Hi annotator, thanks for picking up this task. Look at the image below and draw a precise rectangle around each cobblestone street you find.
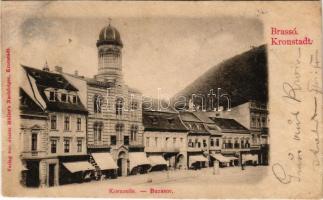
[19,166,269,198]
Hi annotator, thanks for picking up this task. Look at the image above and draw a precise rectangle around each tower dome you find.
[97,24,123,47]
[96,23,123,83]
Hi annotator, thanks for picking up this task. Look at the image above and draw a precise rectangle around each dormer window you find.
[49,91,55,101]
[72,95,77,104]
[61,93,67,102]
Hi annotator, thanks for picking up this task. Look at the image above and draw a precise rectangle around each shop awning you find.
[211,153,231,163]
[243,154,258,162]
[129,152,151,171]
[189,155,209,165]
[225,156,239,161]
[148,155,168,166]
[92,153,118,170]
[63,161,95,173]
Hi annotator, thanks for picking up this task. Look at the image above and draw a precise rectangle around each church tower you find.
[95,23,123,83]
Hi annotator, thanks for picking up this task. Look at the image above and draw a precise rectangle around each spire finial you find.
[43,60,49,71]
[108,17,112,26]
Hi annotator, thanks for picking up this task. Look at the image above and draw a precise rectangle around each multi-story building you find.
[179,112,210,169]
[143,110,188,171]
[20,65,89,187]
[64,23,147,177]
[191,112,222,166]
[208,117,252,166]
[220,101,269,165]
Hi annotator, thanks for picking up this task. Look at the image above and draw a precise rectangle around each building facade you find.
[64,23,146,178]
[143,111,188,171]
[220,101,269,165]
[20,65,88,187]
[179,112,210,169]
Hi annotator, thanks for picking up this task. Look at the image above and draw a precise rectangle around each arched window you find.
[115,123,124,142]
[116,98,123,115]
[94,95,103,113]
[93,122,103,143]
[130,125,138,141]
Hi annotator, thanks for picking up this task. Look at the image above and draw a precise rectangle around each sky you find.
[4,2,264,98]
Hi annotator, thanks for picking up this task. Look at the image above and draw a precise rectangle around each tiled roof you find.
[20,88,47,116]
[209,117,249,134]
[37,85,87,114]
[192,111,216,124]
[143,111,188,132]
[22,65,87,114]
[22,65,78,91]
[142,98,177,113]
[179,111,201,122]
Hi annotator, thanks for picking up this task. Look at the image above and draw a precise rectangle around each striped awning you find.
[92,153,118,170]
[189,155,208,166]
[63,161,95,173]
[211,153,231,163]
[148,155,168,166]
[243,154,258,162]
[129,152,151,171]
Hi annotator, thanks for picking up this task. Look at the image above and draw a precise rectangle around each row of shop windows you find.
[50,115,82,131]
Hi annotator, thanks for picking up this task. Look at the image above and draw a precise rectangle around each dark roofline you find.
[21,65,79,91]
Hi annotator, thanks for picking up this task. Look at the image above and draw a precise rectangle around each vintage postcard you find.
[1,1,322,198]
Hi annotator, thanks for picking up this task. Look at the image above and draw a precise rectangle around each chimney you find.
[74,70,78,76]
[55,66,63,73]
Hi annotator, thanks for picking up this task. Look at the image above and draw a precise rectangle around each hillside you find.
[173,44,268,109]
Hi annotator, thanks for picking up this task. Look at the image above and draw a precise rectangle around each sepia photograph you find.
[1,1,322,198]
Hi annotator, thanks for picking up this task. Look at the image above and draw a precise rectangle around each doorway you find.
[26,161,40,187]
[117,151,127,176]
[48,164,56,187]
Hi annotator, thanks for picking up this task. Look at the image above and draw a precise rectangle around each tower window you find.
[116,98,123,115]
